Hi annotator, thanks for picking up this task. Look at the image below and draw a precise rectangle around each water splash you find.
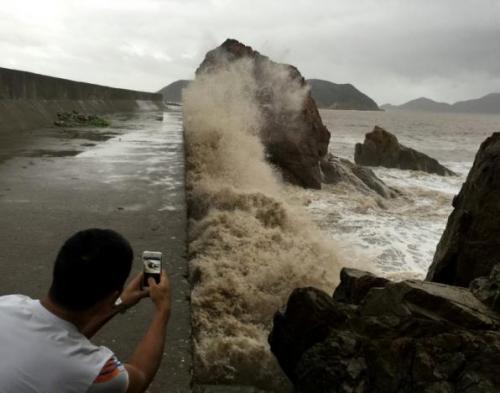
[183,59,349,390]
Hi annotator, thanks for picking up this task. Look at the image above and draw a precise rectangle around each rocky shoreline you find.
[269,267,500,392]
[270,131,500,392]
[427,133,500,286]
[184,38,500,391]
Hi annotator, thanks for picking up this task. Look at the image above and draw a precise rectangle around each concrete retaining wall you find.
[0,67,164,132]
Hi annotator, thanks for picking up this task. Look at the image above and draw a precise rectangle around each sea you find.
[305,109,500,277]
[181,72,500,390]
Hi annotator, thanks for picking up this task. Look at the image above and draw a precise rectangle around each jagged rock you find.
[269,287,350,383]
[332,268,390,305]
[354,126,455,176]
[360,279,500,329]
[195,39,330,189]
[269,270,500,393]
[470,264,500,312]
[321,154,399,198]
[427,133,500,287]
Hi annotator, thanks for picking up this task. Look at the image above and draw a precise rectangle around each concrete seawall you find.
[0,67,164,132]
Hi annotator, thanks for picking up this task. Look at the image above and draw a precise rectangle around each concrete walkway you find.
[0,109,191,392]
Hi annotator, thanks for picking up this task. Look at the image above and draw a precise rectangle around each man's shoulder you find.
[0,294,33,304]
[0,294,35,316]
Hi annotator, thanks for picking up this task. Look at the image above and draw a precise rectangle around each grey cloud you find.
[0,0,499,103]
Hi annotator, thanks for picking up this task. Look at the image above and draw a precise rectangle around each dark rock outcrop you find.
[321,154,399,198]
[307,79,380,111]
[427,133,500,286]
[269,268,500,393]
[470,264,500,313]
[355,126,455,176]
[195,39,330,189]
[332,268,390,304]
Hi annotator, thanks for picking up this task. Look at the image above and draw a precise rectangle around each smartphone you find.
[142,251,162,287]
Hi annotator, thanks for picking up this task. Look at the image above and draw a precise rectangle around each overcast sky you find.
[1,0,499,104]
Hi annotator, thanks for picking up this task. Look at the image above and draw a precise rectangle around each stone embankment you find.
[0,67,163,132]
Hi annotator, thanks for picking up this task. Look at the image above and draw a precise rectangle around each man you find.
[0,228,171,393]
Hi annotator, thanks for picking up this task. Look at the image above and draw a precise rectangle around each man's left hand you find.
[118,273,149,310]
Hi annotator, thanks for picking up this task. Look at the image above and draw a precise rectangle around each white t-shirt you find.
[0,295,115,393]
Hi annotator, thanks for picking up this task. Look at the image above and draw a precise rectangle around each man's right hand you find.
[125,270,171,393]
[148,271,171,316]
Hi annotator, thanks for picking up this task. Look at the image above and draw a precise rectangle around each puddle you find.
[25,149,81,157]
[52,129,121,142]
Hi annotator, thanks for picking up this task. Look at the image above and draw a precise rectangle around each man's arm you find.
[82,273,149,339]
[125,272,171,393]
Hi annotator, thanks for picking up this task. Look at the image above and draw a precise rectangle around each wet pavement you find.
[0,109,191,392]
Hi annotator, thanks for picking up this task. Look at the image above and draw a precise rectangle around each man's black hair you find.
[49,228,133,311]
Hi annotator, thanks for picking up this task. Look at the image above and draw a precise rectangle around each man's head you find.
[49,228,133,311]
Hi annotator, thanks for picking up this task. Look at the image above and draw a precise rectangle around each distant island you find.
[158,78,380,111]
[382,93,500,114]
[157,79,191,103]
[306,79,379,111]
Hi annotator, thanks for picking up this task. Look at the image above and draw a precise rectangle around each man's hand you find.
[148,271,171,316]
[82,273,149,338]
[125,271,171,393]
[119,272,149,310]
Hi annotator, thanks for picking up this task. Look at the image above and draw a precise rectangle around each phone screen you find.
[142,251,162,287]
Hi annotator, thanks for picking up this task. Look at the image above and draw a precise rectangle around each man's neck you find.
[40,296,90,332]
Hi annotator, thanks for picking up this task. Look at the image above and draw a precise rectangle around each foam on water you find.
[301,178,457,276]
[305,109,500,277]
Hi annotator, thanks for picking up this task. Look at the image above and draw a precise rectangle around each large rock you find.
[321,154,399,198]
[427,133,500,286]
[269,269,500,393]
[195,39,330,189]
[332,268,390,304]
[470,264,500,313]
[354,126,455,176]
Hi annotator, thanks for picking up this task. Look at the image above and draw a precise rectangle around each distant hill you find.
[386,97,452,112]
[452,93,500,114]
[157,79,191,103]
[307,79,380,111]
[383,93,500,114]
